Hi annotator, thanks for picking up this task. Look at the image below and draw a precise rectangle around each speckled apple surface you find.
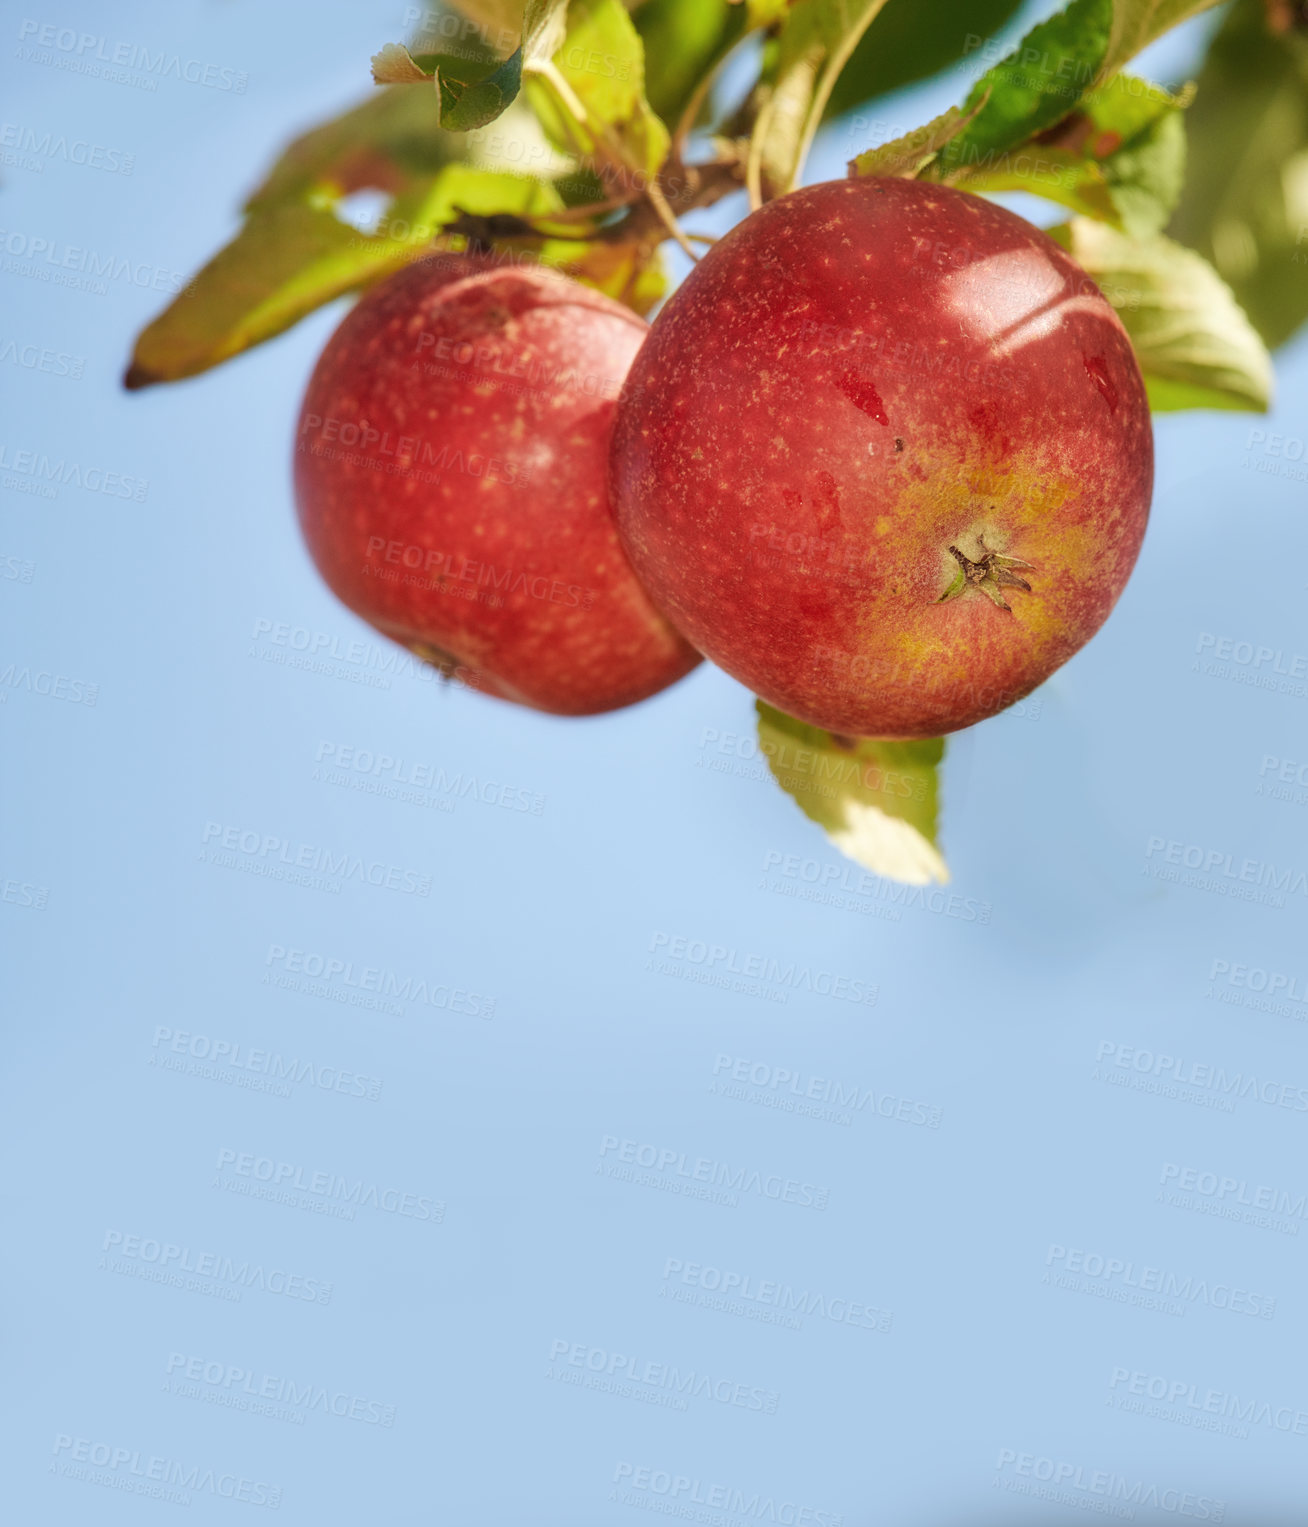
[294,257,700,716]
[610,177,1153,738]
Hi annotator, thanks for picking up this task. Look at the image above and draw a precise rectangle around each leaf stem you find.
[786,1,890,194]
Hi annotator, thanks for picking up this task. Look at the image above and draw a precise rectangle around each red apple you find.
[610,177,1153,738]
[294,255,700,715]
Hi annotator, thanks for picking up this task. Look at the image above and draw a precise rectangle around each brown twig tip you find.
[122,362,155,392]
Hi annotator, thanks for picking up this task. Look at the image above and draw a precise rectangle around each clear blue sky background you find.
[4,3,1308,1523]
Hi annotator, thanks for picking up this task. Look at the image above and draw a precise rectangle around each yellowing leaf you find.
[445,0,528,37]
[1050,217,1273,411]
[522,0,569,63]
[563,238,668,313]
[756,702,948,886]
[244,87,463,212]
[125,167,562,388]
[526,0,670,183]
[371,42,430,84]
[848,101,981,179]
[828,801,950,887]
[1168,0,1308,349]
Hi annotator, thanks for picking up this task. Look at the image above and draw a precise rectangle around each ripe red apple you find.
[294,255,700,715]
[610,177,1153,738]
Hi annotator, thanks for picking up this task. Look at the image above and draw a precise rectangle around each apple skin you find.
[294,255,700,716]
[610,177,1153,738]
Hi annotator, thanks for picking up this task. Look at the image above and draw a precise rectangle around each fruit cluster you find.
[295,176,1153,740]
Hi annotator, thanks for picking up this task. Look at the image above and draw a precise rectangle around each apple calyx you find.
[938,539,1034,612]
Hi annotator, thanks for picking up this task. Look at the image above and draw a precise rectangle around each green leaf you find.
[1048,218,1273,411]
[741,0,794,23]
[630,0,792,141]
[934,0,1113,174]
[631,0,738,128]
[244,86,465,213]
[371,40,525,131]
[525,0,670,182]
[748,0,892,199]
[124,165,562,388]
[426,48,524,132]
[1099,0,1224,81]
[756,702,948,886]
[369,2,571,134]
[942,74,1190,238]
[125,0,671,387]
[1095,77,1189,235]
[848,101,980,179]
[1169,0,1308,350]
[825,0,1024,121]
